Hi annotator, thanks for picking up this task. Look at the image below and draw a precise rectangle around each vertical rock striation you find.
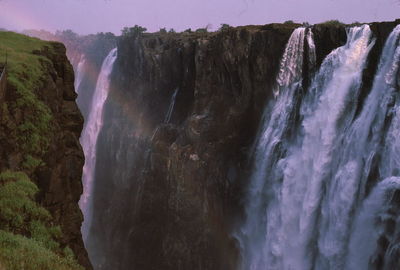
[87,23,347,270]
[86,20,400,270]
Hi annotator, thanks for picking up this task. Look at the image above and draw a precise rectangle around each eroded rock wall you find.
[87,20,400,270]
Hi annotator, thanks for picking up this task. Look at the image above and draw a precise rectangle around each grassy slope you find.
[0,32,83,270]
[0,31,53,170]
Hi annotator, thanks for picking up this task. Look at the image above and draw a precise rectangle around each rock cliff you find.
[87,20,399,270]
[0,32,91,269]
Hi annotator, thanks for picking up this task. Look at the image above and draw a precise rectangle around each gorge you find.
[0,18,400,270]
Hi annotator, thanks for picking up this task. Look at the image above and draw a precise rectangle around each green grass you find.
[0,32,55,170]
[0,32,84,269]
[0,231,84,270]
[0,171,83,269]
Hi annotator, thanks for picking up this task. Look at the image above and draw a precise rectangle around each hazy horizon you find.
[1,0,399,35]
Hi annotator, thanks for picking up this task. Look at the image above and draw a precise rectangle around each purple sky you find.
[1,0,399,35]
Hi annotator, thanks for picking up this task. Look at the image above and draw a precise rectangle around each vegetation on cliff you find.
[0,31,53,171]
[0,32,84,270]
[0,171,83,270]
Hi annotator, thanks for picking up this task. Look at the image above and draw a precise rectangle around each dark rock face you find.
[87,23,345,270]
[87,20,400,270]
[0,42,91,269]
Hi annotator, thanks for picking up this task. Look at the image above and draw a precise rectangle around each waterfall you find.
[79,48,118,241]
[237,27,316,270]
[74,55,86,94]
[377,25,400,179]
[295,25,375,270]
[344,24,400,270]
[314,25,399,269]
[238,25,380,270]
[346,177,400,270]
[164,87,179,123]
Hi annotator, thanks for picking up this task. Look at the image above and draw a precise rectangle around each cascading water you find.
[286,26,374,270]
[315,24,399,270]
[237,24,395,270]
[346,177,400,270]
[344,24,400,270]
[79,48,118,241]
[237,27,316,270]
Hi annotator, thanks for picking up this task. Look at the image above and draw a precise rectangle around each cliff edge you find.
[0,32,91,270]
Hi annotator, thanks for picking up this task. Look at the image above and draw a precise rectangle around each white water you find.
[74,55,86,94]
[346,177,400,270]
[237,27,315,270]
[378,25,400,179]
[314,25,400,270]
[238,25,392,270]
[79,48,117,241]
[344,24,400,270]
[164,87,179,123]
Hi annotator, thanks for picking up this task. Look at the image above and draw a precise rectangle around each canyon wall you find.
[86,21,400,270]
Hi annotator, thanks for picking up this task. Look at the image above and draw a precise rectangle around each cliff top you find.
[0,32,85,270]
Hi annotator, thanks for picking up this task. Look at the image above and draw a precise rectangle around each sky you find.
[0,0,399,35]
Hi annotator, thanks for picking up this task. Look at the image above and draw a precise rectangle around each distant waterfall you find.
[74,55,86,94]
[164,87,179,123]
[79,48,117,241]
[238,25,386,270]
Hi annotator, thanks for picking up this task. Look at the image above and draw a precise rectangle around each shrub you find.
[284,20,295,24]
[0,230,84,270]
[195,28,208,33]
[0,171,82,269]
[121,25,147,37]
[219,24,231,31]
[321,20,344,26]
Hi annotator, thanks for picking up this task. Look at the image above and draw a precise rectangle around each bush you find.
[219,24,231,31]
[321,20,344,26]
[121,25,147,37]
[0,171,82,269]
[195,28,208,33]
[0,230,84,270]
[284,20,295,24]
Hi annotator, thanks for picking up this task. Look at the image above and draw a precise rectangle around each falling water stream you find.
[74,56,86,94]
[238,24,400,270]
[79,48,118,241]
[164,87,179,124]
